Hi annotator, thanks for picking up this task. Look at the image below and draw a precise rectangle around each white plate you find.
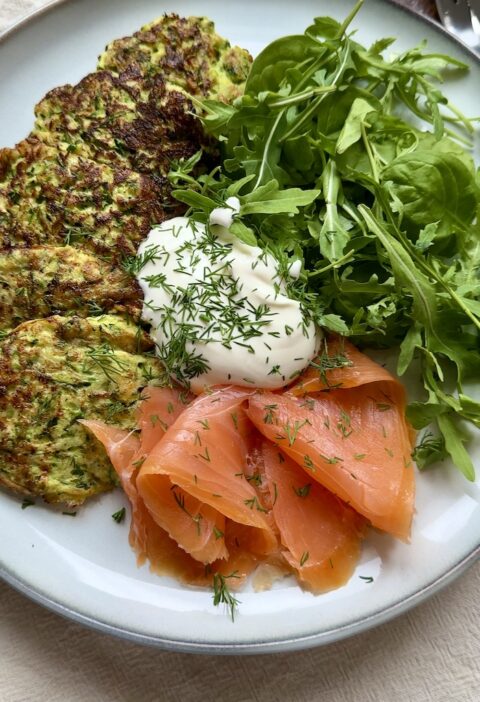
[0,0,479,654]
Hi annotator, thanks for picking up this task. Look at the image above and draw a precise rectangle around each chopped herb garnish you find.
[303,455,315,471]
[244,496,268,513]
[246,472,262,487]
[172,487,203,535]
[337,410,352,439]
[263,403,278,424]
[272,482,278,506]
[198,447,211,462]
[284,419,308,447]
[376,403,392,412]
[294,483,312,498]
[112,507,126,524]
[213,526,224,540]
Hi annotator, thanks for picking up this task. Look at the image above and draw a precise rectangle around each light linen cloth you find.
[0,2,479,701]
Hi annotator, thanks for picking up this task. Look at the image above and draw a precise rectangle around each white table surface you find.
[0,1,479,700]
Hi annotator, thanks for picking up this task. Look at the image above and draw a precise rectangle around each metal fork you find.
[435,0,480,53]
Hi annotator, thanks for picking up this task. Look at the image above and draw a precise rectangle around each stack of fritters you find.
[0,16,250,504]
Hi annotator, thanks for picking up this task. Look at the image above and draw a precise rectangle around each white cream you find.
[136,214,319,392]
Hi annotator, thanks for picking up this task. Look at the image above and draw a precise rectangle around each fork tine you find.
[468,0,480,31]
[436,0,473,29]
[436,0,480,50]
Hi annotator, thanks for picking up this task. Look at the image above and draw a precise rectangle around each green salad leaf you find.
[169,0,480,479]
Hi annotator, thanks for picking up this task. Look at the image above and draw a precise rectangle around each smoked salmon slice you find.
[137,386,193,454]
[248,381,415,540]
[134,387,227,564]
[290,336,394,395]
[261,442,365,592]
[137,386,278,558]
[79,419,207,581]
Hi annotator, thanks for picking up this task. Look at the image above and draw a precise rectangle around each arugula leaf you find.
[336,98,377,154]
[229,220,257,246]
[358,206,439,334]
[437,414,475,481]
[407,402,447,429]
[240,180,319,215]
[316,161,351,261]
[171,190,220,212]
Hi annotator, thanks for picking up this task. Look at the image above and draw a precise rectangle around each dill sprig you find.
[171,486,203,535]
[84,342,129,384]
[212,571,241,621]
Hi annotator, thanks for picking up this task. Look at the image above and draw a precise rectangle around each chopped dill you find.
[213,526,224,540]
[294,483,312,498]
[303,455,315,471]
[244,496,268,513]
[284,419,309,446]
[300,551,309,566]
[263,403,278,424]
[112,507,126,524]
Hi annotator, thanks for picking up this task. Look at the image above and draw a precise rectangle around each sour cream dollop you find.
[136,206,319,392]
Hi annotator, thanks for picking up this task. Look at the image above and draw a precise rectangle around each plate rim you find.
[1,538,478,654]
[0,0,479,655]
[2,0,480,61]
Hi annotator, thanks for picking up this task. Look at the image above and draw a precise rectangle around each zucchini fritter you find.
[0,246,141,331]
[97,15,251,102]
[0,315,163,505]
[0,138,164,256]
[33,71,208,177]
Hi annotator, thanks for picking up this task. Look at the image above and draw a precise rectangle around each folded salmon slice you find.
[261,442,365,592]
[138,386,278,557]
[79,419,207,581]
[291,336,394,395]
[137,386,193,454]
[132,387,228,563]
[248,380,415,540]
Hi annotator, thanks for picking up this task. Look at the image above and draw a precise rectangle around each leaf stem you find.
[335,0,365,38]
[269,84,336,108]
[308,250,355,278]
